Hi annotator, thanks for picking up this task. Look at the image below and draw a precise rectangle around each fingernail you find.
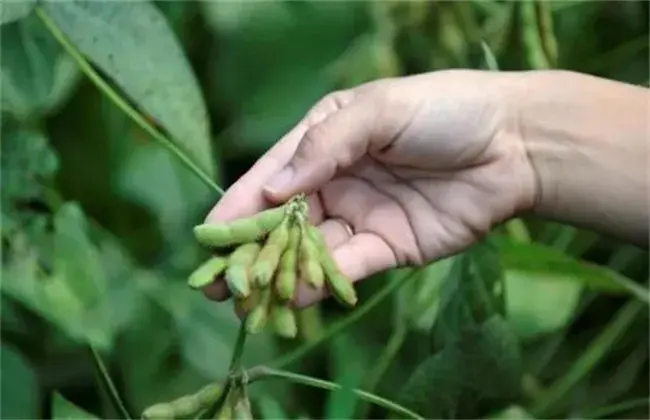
[265,165,295,193]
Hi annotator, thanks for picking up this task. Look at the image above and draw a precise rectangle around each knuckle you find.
[299,123,331,158]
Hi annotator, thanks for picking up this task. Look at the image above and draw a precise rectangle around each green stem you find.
[529,299,644,417]
[89,345,133,420]
[269,269,418,369]
[357,322,408,418]
[35,7,224,196]
[579,397,650,419]
[247,366,424,420]
[202,322,249,419]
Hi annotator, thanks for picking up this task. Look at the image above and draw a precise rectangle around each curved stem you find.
[530,299,644,417]
[35,7,224,196]
[357,322,408,418]
[269,269,418,369]
[89,345,133,420]
[247,366,424,420]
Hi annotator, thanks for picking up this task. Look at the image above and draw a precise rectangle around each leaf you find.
[1,13,80,120]
[431,254,476,348]
[52,392,98,419]
[399,315,524,419]
[480,40,500,70]
[498,241,641,296]
[1,0,36,25]
[503,269,582,340]
[325,334,365,419]
[0,128,58,212]
[41,0,215,177]
[203,0,370,155]
[0,343,39,419]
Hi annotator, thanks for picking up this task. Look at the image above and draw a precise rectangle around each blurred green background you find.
[1,1,648,419]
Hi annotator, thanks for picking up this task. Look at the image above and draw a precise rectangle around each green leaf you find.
[1,0,36,25]
[1,13,80,120]
[504,269,582,340]
[41,0,215,177]
[0,128,58,212]
[0,344,39,419]
[52,392,98,419]
[203,0,370,155]
[430,255,475,349]
[399,315,523,418]
[325,334,366,419]
[480,39,500,70]
[498,241,643,296]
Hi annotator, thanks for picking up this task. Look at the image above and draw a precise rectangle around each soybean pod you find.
[193,205,287,248]
[246,287,272,334]
[187,255,228,289]
[307,226,358,307]
[142,403,175,419]
[298,223,324,289]
[271,302,298,339]
[234,288,261,316]
[251,217,291,287]
[224,243,260,298]
[275,224,301,302]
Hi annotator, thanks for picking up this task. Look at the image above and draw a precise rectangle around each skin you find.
[202,69,649,308]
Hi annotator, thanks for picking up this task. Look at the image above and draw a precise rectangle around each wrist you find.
[505,70,649,245]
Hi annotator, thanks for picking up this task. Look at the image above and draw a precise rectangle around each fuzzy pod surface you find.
[225,243,261,298]
[298,224,324,289]
[187,255,228,289]
[307,226,358,307]
[193,206,286,248]
[251,217,291,287]
[275,224,301,302]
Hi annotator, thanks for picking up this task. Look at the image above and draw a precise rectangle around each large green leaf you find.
[504,269,582,340]
[0,128,58,215]
[498,241,643,296]
[41,0,215,177]
[1,0,36,25]
[0,13,80,120]
[399,315,523,418]
[52,392,98,419]
[0,344,39,419]
[203,0,370,155]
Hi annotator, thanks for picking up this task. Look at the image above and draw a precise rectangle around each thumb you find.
[263,99,378,201]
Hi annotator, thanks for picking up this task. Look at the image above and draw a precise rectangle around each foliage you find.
[1,1,648,419]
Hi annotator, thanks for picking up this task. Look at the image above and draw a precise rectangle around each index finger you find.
[204,89,357,224]
[205,123,306,223]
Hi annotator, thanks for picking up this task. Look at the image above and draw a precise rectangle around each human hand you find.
[201,69,538,308]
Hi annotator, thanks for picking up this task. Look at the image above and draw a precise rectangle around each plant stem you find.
[530,299,644,417]
[201,322,249,419]
[357,322,408,418]
[89,345,133,420]
[35,7,224,196]
[229,322,249,373]
[579,397,650,419]
[269,269,418,369]
[247,366,424,420]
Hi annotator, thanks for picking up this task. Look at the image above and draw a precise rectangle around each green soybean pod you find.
[271,303,298,339]
[307,226,358,307]
[225,243,261,298]
[246,288,272,334]
[298,223,324,289]
[142,403,175,419]
[169,395,202,418]
[275,225,300,302]
[193,205,287,248]
[187,255,228,289]
[251,218,290,288]
[194,382,222,407]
